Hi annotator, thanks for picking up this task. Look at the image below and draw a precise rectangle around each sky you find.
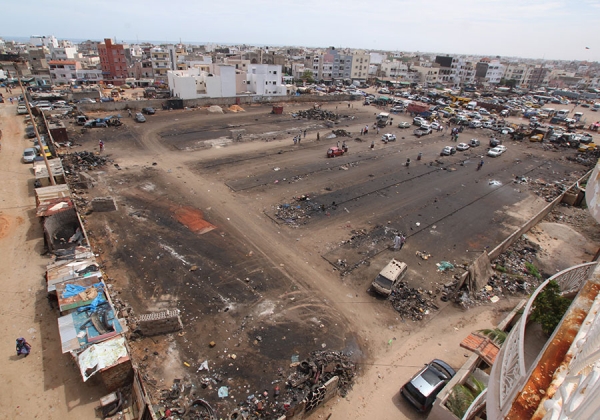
[3,0,600,62]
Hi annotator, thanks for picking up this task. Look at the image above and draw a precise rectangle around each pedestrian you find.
[303,130,306,138]
[477,159,484,170]
[361,128,364,135]
[400,235,406,249]
[9,97,13,104]
[317,132,320,141]
[406,158,411,167]
[98,140,104,152]
[293,136,297,145]
[342,140,346,150]
[370,140,375,150]
[16,337,31,357]
[377,127,380,134]
[393,234,401,250]
[337,140,340,148]
[128,109,132,118]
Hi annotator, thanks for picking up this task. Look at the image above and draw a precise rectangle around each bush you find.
[525,262,541,279]
[530,280,571,335]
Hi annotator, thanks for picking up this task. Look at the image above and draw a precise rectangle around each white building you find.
[245,64,286,96]
[76,69,104,82]
[168,65,235,99]
[380,61,409,79]
[485,60,505,84]
[48,60,80,84]
[30,35,58,48]
[350,51,370,80]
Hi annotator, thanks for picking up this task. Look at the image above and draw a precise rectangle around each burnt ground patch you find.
[84,167,352,413]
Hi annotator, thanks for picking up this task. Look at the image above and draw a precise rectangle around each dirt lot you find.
[2,93,600,419]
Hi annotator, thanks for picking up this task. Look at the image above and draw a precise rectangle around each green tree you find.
[301,70,315,83]
[530,280,571,335]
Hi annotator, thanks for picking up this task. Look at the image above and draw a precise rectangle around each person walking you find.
[303,130,306,138]
[337,140,340,148]
[406,158,411,167]
[361,128,364,136]
[399,235,406,249]
[317,132,320,141]
[16,337,31,357]
[477,159,484,171]
[370,140,375,150]
[98,140,104,152]
[393,234,401,250]
[128,109,132,118]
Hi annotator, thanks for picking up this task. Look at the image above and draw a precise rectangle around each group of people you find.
[293,130,307,145]
[450,126,463,142]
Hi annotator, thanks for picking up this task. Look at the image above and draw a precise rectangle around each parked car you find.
[530,134,544,142]
[496,145,507,153]
[25,125,36,138]
[430,122,441,131]
[381,133,397,142]
[487,147,504,157]
[440,146,456,156]
[326,147,345,158]
[398,121,410,129]
[390,106,403,113]
[456,142,470,151]
[401,359,456,412]
[78,98,97,104]
[489,138,502,147]
[370,259,408,296]
[469,139,480,147]
[142,107,156,115]
[469,120,482,129]
[413,117,426,126]
[84,119,108,128]
[22,147,37,163]
[135,113,146,123]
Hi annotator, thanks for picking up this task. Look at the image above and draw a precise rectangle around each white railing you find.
[485,262,597,419]
[462,388,487,420]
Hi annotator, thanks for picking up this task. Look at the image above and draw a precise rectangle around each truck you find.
[376,112,390,127]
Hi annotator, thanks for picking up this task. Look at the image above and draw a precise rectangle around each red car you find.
[327,147,345,158]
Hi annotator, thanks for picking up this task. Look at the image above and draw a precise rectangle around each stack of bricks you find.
[135,309,183,336]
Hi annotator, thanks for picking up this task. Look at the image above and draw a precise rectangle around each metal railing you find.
[486,262,597,418]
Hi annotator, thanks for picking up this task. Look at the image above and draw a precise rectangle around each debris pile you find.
[275,196,323,226]
[62,151,111,172]
[529,178,568,202]
[389,281,439,321]
[331,129,352,137]
[293,108,339,120]
[228,104,245,112]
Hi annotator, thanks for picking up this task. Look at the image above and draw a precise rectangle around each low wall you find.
[135,309,183,336]
[77,94,355,113]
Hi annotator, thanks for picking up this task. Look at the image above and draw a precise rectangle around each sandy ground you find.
[1,89,599,420]
[0,97,104,419]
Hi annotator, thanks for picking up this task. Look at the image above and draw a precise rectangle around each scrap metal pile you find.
[513,176,568,202]
[154,351,355,420]
[62,151,112,172]
[293,108,339,120]
[331,129,352,137]
[389,281,439,321]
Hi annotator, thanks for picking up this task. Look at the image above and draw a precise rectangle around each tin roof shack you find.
[33,158,66,187]
[35,184,71,206]
[47,120,69,145]
[77,336,133,391]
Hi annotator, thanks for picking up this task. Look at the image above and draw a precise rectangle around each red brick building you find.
[98,38,128,84]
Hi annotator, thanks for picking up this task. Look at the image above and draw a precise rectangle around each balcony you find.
[484,262,599,419]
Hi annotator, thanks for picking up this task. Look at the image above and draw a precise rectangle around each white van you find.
[556,109,570,118]
[593,103,600,112]
[371,259,408,296]
[17,104,28,115]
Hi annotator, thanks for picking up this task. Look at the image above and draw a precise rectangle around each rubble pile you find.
[331,129,352,137]
[293,108,339,120]
[566,152,600,168]
[389,281,439,321]
[527,178,568,202]
[62,151,112,172]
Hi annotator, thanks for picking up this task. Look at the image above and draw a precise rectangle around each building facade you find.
[98,38,128,84]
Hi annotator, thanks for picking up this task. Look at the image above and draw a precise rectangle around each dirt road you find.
[0,99,102,419]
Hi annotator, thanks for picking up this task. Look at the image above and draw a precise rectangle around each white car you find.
[430,122,441,130]
[398,121,410,128]
[413,117,426,126]
[382,133,397,142]
[456,142,470,151]
[469,120,482,128]
[495,145,507,153]
[487,147,503,157]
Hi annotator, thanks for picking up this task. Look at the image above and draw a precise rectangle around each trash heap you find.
[389,281,439,321]
[528,178,568,202]
[274,196,323,227]
[62,151,111,172]
[293,108,339,120]
[331,129,352,137]
[155,351,355,419]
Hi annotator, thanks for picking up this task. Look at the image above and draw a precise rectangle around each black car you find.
[490,138,502,147]
[142,107,156,115]
[401,359,456,412]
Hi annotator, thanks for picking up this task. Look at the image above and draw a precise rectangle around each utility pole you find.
[15,64,56,186]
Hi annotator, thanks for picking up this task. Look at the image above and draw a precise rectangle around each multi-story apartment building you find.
[150,47,170,84]
[380,60,409,79]
[504,62,532,87]
[245,64,286,96]
[411,63,440,85]
[350,51,370,81]
[98,38,128,84]
[326,47,352,81]
[435,56,455,85]
[475,59,505,85]
[453,58,476,86]
[48,60,81,84]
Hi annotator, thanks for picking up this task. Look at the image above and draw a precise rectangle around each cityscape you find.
[1,19,600,420]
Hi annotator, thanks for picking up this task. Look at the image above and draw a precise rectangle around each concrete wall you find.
[100,356,134,392]
[76,94,356,113]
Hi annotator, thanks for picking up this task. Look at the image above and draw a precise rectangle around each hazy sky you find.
[3,0,600,61]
